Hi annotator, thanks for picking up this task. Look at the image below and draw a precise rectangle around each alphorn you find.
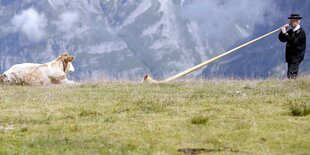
[143,27,281,83]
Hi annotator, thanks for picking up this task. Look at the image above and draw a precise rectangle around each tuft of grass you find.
[290,105,310,117]
[191,116,209,125]
[78,110,102,117]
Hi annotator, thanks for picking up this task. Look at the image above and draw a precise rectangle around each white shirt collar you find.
[293,25,301,32]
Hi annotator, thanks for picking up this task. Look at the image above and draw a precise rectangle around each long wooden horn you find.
[143,27,281,83]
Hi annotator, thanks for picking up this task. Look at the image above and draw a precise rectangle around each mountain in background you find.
[203,0,310,79]
[0,0,308,81]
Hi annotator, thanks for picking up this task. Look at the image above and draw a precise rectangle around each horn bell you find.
[143,74,159,83]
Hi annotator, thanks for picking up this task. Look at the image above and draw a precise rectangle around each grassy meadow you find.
[0,78,310,154]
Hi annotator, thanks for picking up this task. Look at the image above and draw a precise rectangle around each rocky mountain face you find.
[0,0,308,81]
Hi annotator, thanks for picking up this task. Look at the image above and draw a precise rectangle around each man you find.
[279,14,306,79]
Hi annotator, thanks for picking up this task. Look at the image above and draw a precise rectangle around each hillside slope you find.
[0,78,309,154]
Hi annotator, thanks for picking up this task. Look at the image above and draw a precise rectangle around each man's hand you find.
[280,24,289,34]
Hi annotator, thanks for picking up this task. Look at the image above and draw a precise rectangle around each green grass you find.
[289,102,310,117]
[0,78,310,154]
[191,116,209,125]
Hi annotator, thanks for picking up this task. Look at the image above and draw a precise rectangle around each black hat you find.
[288,14,302,19]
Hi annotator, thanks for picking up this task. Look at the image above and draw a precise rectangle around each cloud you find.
[182,0,279,42]
[11,8,47,42]
[55,12,80,32]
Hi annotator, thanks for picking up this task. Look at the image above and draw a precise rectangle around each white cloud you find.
[11,8,47,42]
[182,0,279,41]
[55,12,79,32]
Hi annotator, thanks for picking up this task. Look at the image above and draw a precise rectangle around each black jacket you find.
[278,27,306,63]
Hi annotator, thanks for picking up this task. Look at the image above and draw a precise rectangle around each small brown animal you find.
[0,52,75,86]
